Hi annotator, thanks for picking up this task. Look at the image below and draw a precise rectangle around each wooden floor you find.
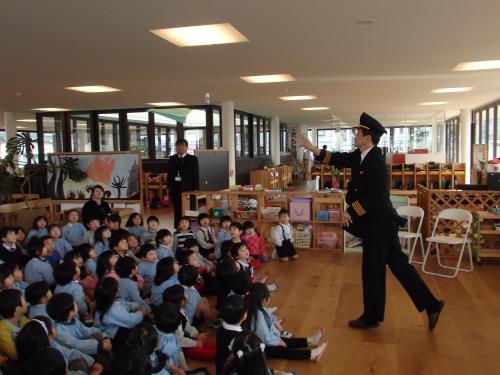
[144,207,500,375]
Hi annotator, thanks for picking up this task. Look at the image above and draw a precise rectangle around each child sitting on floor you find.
[271,208,299,262]
[82,217,101,246]
[151,257,180,307]
[94,225,112,256]
[140,216,160,245]
[48,223,73,259]
[24,239,55,286]
[62,209,86,247]
[172,216,195,251]
[125,212,145,239]
[195,213,217,260]
[0,227,25,267]
[54,261,89,317]
[241,221,268,267]
[137,243,158,297]
[156,229,174,260]
[26,216,49,243]
[25,281,52,319]
[0,289,29,360]
[116,256,150,311]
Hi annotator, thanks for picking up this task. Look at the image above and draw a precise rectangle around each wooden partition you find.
[182,190,344,250]
[250,164,294,191]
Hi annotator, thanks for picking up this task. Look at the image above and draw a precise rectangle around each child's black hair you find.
[146,215,159,225]
[220,215,232,224]
[26,238,45,258]
[162,284,186,306]
[216,257,239,284]
[125,212,144,227]
[14,226,26,235]
[154,301,182,334]
[108,214,122,224]
[109,233,128,250]
[53,261,77,286]
[154,257,176,286]
[76,243,94,261]
[46,292,75,322]
[66,208,80,218]
[94,277,119,321]
[94,225,110,245]
[15,316,52,362]
[127,322,169,373]
[0,289,23,319]
[221,240,234,259]
[32,216,48,230]
[278,208,289,217]
[137,243,157,259]
[0,226,16,240]
[110,345,152,375]
[175,249,195,266]
[115,256,137,278]
[230,271,251,296]
[183,237,199,250]
[178,265,198,287]
[155,229,172,247]
[85,215,101,226]
[197,212,210,224]
[96,251,115,280]
[244,283,271,331]
[222,332,269,375]
[229,221,243,232]
[242,221,255,230]
[219,294,247,325]
[230,242,247,259]
[63,249,82,264]
[22,347,66,375]
[25,281,50,306]
[47,223,61,236]
[0,263,13,288]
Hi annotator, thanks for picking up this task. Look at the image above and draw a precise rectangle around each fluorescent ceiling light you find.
[16,119,36,122]
[431,87,474,93]
[146,102,185,106]
[65,85,122,93]
[419,102,449,106]
[240,74,295,83]
[279,95,317,101]
[453,60,500,71]
[301,107,330,111]
[150,23,248,47]
[32,108,70,112]
[400,120,417,123]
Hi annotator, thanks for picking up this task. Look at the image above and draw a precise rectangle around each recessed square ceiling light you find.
[16,119,36,122]
[279,95,317,101]
[431,87,474,93]
[453,60,500,71]
[150,23,248,47]
[240,74,295,83]
[32,108,70,112]
[65,85,122,93]
[301,107,330,111]
[146,102,185,106]
[419,102,449,106]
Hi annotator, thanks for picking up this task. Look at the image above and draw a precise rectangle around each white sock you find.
[307,327,324,346]
[310,342,327,360]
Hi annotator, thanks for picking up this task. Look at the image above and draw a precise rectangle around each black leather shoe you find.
[427,300,445,331]
[348,318,380,329]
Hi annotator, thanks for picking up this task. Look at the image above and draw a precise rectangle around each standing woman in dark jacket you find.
[81,185,112,227]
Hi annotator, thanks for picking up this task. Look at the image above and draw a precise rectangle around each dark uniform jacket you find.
[167,153,199,193]
[315,147,398,238]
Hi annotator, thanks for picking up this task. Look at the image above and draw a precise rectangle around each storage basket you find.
[294,228,312,248]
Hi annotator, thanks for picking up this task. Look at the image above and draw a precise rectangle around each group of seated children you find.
[0,206,326,375]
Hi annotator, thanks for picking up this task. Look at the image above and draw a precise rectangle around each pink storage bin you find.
[329,210,341,221]
[317,232,338,249]
[289,198,311,221]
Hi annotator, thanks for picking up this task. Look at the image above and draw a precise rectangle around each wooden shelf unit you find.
[181,190,345,250]
[473,211,500,262]
[250,164,293,191]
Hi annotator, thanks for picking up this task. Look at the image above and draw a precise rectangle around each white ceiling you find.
[2,0,500,127]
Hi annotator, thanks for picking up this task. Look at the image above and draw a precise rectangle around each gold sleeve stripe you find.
[354,201,366,214]
[323,150,332,165]
[353,201,366,215]
[352,204,363,216]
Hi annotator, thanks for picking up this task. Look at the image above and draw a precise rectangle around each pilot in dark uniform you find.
[299,113,444,330]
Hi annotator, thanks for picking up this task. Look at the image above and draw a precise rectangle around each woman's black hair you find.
[115,256,137,278]
[32,216,48,230]
[154,301,182,334]
[153,257,176,286]
[244,283,271,331]
[22,347,66,375]
[177,265,198,287]
[46,292,75,322]
[242,221,255,230]
[91,184,105,197]
[155,229,172,247]
[175,248,195,266]
[127,322,169,374]
[94,277,119,322]
[94,225,110,245]
[162,284,186,307]
[230,242,247,259]
[25,281,50,306]
[15,316,52,362]
[96,250,115,280]
[53,261,77,286]
[222,332,269,375]
[137,243,157,259]
[126,212,144,227]
[110,345,153,375]
[0,263,13,287]
[76,243,94,261]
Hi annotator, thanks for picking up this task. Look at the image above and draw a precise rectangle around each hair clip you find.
[236,350,244,359]
[32,319,48,335]
[260,343,265,352]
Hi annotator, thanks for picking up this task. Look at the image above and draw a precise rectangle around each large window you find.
[213,109,221,149]
[235,114,242,157]
[69,113,92,152]
[472,102,499,159]
[128,112,149,159]
[184,109,206,154]
[488,107,495,160]
[316,129,336,150]
[41,116,63,159]
[154,113,177,159]
[242,115,250,156]
[252,117,258,156]
[265,119,270,155]
[98,113,120,151]
[445,117,459,162]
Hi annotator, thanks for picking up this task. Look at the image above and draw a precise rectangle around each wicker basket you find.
[294,228,312,248]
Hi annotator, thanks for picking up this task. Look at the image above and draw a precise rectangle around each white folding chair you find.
[422,208,473,278]
[396,206,425,264]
